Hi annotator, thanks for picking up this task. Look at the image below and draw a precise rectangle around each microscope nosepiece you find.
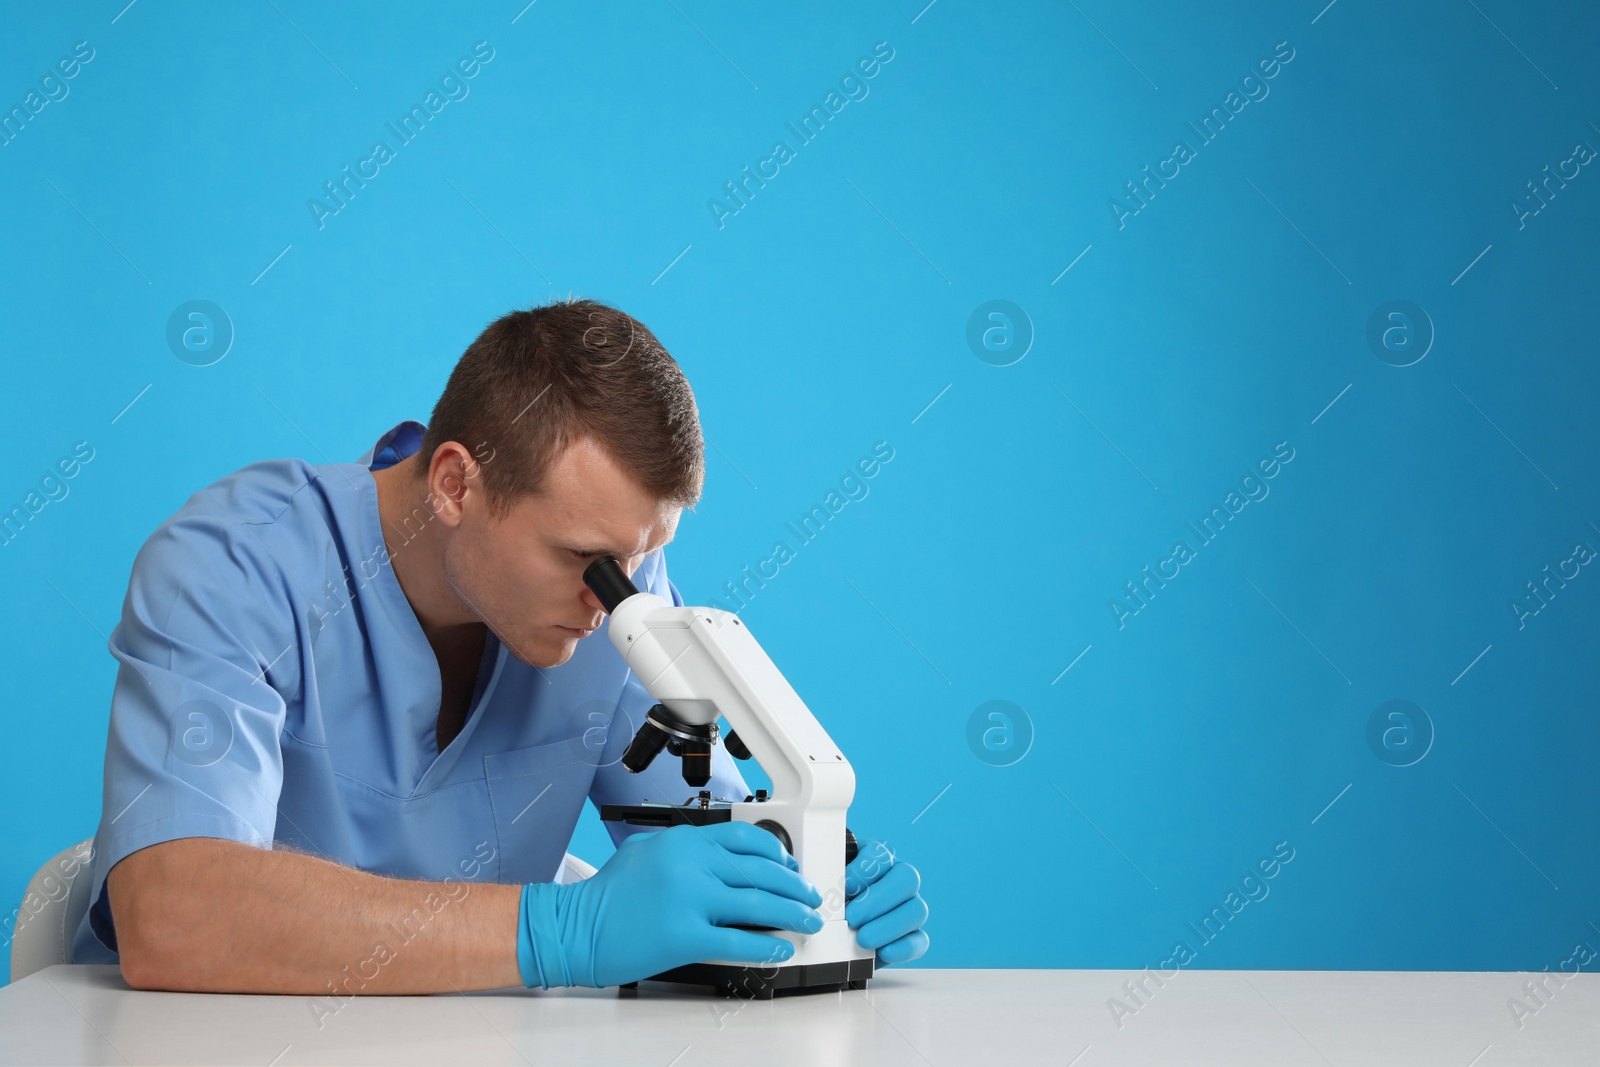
[622,704,719,787]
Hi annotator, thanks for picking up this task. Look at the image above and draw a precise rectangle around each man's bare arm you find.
[107,837,523,994]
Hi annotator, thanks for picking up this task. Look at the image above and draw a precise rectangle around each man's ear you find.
[425,441,479,525]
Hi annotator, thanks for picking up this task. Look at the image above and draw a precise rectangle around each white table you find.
[1,965,1593,1065]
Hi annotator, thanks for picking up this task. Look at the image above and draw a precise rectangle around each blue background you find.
[3,0,1598,989]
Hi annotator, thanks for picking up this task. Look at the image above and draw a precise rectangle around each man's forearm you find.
[109,837,524,994]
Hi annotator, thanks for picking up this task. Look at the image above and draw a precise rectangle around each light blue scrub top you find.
[73,420,748,963]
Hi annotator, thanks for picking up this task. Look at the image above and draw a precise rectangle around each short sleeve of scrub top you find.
[72,420,749,964]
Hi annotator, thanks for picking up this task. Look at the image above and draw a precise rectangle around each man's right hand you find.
[517,821,825,989]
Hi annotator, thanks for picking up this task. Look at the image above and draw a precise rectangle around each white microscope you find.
[584,555,875,998]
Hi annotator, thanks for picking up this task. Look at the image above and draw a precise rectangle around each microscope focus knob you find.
[844,828,859,865]
[754,819,793,856]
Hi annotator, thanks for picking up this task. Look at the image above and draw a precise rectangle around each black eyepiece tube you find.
[583,556,639,614]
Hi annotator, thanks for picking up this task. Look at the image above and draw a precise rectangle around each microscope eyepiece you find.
[583,556,638,614]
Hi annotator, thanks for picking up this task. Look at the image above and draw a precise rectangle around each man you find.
[72,298,928,994]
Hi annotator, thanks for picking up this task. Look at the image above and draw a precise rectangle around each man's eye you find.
[570,550,591,560]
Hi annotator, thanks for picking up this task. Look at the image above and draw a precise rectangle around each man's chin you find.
[505,632,578,670]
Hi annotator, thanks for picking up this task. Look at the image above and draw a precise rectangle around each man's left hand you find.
[843,838,929,966]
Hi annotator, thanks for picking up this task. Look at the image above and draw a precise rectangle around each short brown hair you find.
[418,298,704,518]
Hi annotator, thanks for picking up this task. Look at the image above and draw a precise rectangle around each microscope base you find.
[619,957,874,999]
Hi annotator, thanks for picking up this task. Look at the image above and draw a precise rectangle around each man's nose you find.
[579,578,627,614]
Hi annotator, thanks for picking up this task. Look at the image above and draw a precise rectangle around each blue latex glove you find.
[517,821,825,989]
[844,838,929,966]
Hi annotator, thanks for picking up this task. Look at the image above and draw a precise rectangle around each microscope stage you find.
[598,802,734,828]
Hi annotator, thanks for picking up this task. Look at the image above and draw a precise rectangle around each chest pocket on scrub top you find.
[485,737,602,885]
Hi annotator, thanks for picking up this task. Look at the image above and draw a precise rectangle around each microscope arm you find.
[606,589,856,808]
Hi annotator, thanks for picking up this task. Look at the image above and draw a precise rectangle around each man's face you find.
[441,434,680,669]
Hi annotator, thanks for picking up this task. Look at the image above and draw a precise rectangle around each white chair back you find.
[9,839,95,984]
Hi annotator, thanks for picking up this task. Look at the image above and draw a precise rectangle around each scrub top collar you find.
[363,419,426,472]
